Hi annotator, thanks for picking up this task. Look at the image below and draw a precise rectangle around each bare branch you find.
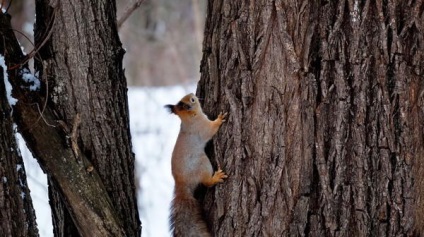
[117,0,145,29]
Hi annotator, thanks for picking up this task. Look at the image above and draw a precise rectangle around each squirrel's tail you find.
[170,188,211,237]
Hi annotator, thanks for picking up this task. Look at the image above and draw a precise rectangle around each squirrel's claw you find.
[212,169,228,183]
[218,112,228,122]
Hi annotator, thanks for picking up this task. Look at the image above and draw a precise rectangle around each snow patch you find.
[18,133,53,237]
[0,55,18,106]
[20,68,41,91]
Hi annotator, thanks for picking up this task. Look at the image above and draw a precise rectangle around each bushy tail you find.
[170,189,211,237]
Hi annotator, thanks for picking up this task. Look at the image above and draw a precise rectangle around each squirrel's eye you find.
[190,97,195,103]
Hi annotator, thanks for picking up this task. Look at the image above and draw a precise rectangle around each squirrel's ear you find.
[165,104,175,114]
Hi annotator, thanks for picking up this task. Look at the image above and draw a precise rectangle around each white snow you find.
[21,84,195,237]
[0,55,18,106]
[18,132,53,237]
[20,68,41,91]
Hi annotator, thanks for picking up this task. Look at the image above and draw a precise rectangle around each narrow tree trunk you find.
[34,1,140,236]
[0,13,39,237]
[0,93,39,237]
[198,1,424,236]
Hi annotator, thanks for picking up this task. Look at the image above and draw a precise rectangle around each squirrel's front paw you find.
[203,169,228,187]
[218,112,228,123]
[212,169,228,184]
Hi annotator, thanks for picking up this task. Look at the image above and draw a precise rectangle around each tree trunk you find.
[0,17,39,235]
[198,1,423,236]
[0,1,140,236]
[33,0,140,236]
[0,94,39,237]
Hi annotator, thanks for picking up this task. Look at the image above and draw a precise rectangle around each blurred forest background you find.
[6,0,206,86]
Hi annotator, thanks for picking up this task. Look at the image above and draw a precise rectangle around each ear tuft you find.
[164,104,175,114]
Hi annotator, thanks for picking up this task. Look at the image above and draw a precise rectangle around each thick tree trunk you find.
[0,1,140,236]
[34,1,140,236]
[0,19,39,235]
[198,1,423,236]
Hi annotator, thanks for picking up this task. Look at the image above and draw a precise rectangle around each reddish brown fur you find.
[168,93,227,237]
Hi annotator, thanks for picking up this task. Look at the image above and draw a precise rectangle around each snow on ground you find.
[21,84,195,237]
[129,84,195,237]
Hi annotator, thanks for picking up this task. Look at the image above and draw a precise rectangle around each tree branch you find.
[117,0,145,29]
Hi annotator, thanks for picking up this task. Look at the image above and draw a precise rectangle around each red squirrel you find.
[165,93,228,237]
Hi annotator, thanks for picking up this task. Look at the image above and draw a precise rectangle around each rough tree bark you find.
[0,97,38,237]
[0,0,140,236]
[0,15,39,236]
[33,0,140,236]
[198,1,423,236]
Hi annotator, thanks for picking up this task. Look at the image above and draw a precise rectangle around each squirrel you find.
[165,93,228,237]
